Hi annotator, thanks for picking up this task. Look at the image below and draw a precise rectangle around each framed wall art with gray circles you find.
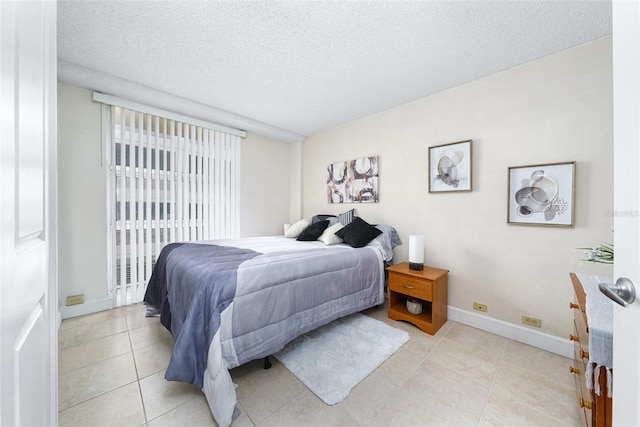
[507,161,575,226]
[428,140,472,193]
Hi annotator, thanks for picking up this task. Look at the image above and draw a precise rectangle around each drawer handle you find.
[403,284,416,290]
[569,366,580,374]
[580,348,590,360]
[569,334,579,342]
[569,302,580,309]
[580,397,592,410]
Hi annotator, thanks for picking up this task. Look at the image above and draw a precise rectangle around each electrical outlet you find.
[473,302,488,312]
[522,315,542,328]
[66,294,85,306]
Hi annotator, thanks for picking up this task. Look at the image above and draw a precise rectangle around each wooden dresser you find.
[569,273,612,427]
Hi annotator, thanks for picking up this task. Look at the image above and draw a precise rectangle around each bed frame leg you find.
[263,356,272,369]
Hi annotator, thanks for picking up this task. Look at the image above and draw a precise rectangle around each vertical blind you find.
[105,103,242,306]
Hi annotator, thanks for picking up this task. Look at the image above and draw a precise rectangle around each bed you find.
[143,219,401,427]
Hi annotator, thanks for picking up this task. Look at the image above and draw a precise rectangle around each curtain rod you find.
[93,92,247,138]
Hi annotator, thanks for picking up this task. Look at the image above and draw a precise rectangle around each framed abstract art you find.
[428,140,472,192]
[507,161,575,226]
[327,156,379,203]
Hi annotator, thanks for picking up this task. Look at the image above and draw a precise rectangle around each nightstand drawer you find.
[388,274,433,301]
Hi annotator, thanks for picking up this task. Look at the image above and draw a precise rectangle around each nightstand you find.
[386,262,448,335]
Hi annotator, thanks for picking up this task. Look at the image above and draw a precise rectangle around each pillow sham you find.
[297,220,330,241]
[311,214,336,224]
[284,218,311,238]
[318,222,344,245]
[367,224,403,261]
[327,216,341,226]
[337,208,355,226]
[335,216,381,248]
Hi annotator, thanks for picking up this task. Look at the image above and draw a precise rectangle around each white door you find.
[0,1,58,426]
[612,1,640,425]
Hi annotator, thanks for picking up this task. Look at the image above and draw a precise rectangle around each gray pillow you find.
[311,214,336,224]
[369,225,403,261]
[337,209,355,226]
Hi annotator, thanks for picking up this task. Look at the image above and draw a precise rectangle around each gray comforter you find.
[144,243,260,386]
[144,236,387,426]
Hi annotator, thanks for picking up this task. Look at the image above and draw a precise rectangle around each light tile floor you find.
[58,302,582,426]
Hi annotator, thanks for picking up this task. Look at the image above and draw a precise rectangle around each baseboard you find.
[447,306,573,359]
[60,297,113,319]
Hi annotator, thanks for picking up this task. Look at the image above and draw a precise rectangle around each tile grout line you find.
[58,334,132,378]
[58,313,129,349]
[58,316,139,416]
[475,337,508,427]
[58,381,140,415]
[60,305,582,426]
[56,306,156,423]
[126,312,151,425]
[367,320,452,427]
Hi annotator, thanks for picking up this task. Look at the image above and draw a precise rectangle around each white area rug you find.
[274,312,410,405]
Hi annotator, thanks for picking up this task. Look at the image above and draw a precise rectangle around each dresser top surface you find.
[386,262,448,280]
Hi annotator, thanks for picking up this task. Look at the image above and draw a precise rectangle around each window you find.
[98,95,244,306]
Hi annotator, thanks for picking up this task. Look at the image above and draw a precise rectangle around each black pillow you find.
[334,217,382,248]
[297,220,330,241]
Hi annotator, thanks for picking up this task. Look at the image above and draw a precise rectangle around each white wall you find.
[57,83,293,317]
[240,133,295,237]
[58,83,109,316]
[302,37,614,340]
[289,141,303,223]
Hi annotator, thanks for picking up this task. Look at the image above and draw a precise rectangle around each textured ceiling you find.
[57,1,611,141]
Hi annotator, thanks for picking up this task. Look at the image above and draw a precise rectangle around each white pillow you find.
[318,222,344,245]
[284,218,312,238]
